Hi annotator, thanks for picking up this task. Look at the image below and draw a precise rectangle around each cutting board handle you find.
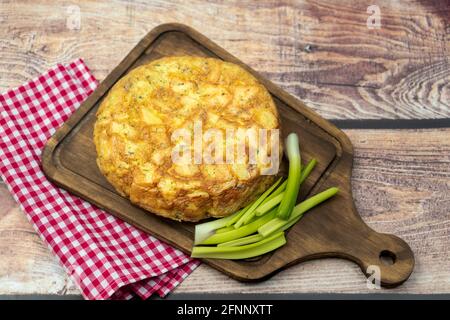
[311,149,416,287]
[343,210,415,287]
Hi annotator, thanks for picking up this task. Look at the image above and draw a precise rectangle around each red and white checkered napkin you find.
[0,59,200,300]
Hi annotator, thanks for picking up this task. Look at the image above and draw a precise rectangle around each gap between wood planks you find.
[332,118,450,129]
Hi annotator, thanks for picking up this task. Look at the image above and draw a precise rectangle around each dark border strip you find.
[0,294,83,300]
[164,293,450,300]
[1,293,449,300]
[331,118,450,129]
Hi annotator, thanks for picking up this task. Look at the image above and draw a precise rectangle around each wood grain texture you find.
[1,129,449,295]
[0,0,448,296]
[0,182,79,296]
[0,0,448,120]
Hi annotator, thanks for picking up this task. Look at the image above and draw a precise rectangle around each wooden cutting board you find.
[42,23,414,287]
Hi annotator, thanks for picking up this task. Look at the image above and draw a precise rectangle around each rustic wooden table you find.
[0,0,449,297]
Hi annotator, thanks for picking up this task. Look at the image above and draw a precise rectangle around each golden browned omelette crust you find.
[94,56,281,221]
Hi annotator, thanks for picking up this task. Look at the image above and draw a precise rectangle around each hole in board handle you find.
[379,250,396,265]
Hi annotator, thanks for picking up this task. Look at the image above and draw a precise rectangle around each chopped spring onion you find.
[258,187,339,237]
[191,232,286,260]
[254,158,317,217]
[234,177,282,228]
[217,234,264,247]
[194,208,244,244]
[224,203,252,227]
[265,179,287,200]
[255,192,284,216]
[192,130,336,261]
[193,177,281,244]
[299,158,317,185]
[200,208,277,245]
[215,225,235,234]
[276,133,302,220]
[253,180,287,217]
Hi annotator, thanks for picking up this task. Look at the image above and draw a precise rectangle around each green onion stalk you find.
[234,177,282,228]
[276,133,302,220]
[258,187,339,237]
[191,232,286,260]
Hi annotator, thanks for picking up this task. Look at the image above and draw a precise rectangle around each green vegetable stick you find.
[224,202,252,227]
[255,158,316,218]
[194,208,244,244]
[235,177,282,228]
[223,188,274,229]
[259,187,339,237]
[255,158,316,219]
[217,234,264,247]
[215,225,235,234]
[191,232,286,259]
[200,208,277,245]
[299,158,317,185]
[265,179,287,200]
[253,181,286,217]
[255,192,284,216]
[257,218,285,237]
[277,133,302,220]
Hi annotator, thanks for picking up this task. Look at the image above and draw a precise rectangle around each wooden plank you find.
[1,128,449,294]
[0,182,79,295]
[0,0,448,120]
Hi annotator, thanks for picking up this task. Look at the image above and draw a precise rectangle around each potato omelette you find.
[94,56,281,221]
